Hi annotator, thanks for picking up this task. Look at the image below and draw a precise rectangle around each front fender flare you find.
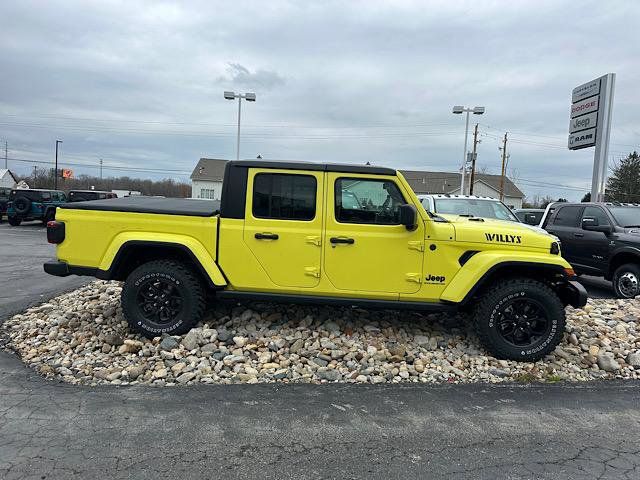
[439,251,571,304]
[100,232,227,286]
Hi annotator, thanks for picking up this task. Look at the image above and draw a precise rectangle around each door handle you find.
[574,232,584,237]
[330,236,355,245]
[255,232,279,240]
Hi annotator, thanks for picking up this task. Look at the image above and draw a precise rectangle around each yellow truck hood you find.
[438,214,556,251]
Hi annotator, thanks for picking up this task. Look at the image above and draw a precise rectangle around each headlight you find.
[550,241,560,255]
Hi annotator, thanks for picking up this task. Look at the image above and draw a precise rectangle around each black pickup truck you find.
[544,202,640,298]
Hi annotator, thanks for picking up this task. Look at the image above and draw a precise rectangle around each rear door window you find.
[252,173,317,221]
[552,205,583,227]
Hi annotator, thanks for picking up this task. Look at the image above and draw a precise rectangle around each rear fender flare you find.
[101,233,227,286]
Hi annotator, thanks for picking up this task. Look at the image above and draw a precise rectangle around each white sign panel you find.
[568,128,596,149]
[569,111,597,134]
[570,96,599,118]
[572,79,600,103]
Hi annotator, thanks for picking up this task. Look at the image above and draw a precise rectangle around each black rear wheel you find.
[8,215,21,226]
[122,260,206,338]
[474,278,565,361]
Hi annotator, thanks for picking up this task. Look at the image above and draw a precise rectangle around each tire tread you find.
[122,259,206,338]
[474,277,565,361]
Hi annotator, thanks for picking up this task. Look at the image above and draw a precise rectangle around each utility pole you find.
[4,141,7,169]
[469,124,479,195]
[54,140,62,190]
[99,158,103,179]
[499,133,508,201]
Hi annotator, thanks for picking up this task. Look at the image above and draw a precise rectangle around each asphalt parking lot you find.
[0,221,87,320]
[0,220,638,479]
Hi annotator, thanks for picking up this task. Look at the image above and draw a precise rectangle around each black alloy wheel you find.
[494,298,551,348]
[136,277,184,326]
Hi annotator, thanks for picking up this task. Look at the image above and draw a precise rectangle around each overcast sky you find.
[1,0,639,200]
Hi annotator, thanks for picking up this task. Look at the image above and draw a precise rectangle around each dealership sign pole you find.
[568,73,616,202]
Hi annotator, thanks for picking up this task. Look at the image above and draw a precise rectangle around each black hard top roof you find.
[69,189,113,193]
[11,188,65,193]
[228,160,396,176]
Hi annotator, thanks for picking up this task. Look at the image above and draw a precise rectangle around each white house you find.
[190,158,227,200]
[0,169,17,189]
[188,159,525,208]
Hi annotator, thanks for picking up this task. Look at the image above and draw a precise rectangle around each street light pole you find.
[54,140,62,190]
[452,106,485,195]
[224,91,256,161]
[461,110,470,195]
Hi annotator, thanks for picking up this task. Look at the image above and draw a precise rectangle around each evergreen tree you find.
[606,152,640,202]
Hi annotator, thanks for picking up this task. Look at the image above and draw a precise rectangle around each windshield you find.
[434,198,519,221]
[609,206,640,227]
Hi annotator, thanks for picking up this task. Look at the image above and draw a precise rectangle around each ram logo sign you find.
[568,128,596,150]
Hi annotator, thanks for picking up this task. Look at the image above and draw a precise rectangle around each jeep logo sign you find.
[569,111,597,134]
[568,127,596,149]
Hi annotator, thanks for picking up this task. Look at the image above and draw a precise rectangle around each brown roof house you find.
[400,170,524,209]
[190,158,229,200]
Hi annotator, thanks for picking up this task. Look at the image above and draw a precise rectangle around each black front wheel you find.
[474,278,566,361]
[122,260,206,338]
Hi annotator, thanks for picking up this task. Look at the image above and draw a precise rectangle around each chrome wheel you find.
[618,272,639,298]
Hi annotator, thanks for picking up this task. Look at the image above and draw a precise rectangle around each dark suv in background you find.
[544,202,640,298]
[0,187,10,223]
[6,189,67,226]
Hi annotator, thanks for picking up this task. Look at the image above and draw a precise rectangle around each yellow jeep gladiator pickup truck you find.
[44,160,586,361]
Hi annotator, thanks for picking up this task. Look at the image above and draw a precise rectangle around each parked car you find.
[544,202,640,298]
[514,208,545,226]
[418,194,520,222]
[0,187,10,223]
[6,189,67,226]
[45,161,585,361]
[68,190,117,202]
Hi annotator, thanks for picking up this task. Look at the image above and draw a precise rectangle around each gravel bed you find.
[2,281,639,386]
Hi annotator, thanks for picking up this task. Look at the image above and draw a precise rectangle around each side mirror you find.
[582,217,612,234]
[399,204,418,231]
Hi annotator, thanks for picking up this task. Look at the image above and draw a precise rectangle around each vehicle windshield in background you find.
[609,206,640,227]
[515,210,544,225]
[434,198,518,221]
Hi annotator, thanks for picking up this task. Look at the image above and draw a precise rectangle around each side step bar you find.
[216,290,457,312]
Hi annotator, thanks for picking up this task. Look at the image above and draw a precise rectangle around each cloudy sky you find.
[1,0,639,200]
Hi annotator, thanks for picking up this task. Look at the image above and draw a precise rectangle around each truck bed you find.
[59,196,220,217]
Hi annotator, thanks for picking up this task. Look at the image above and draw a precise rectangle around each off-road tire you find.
[13,196,31,215]
[122,260,206,339]
[612,263,640,299]
[474,278,565,361]
[8,215,21,226]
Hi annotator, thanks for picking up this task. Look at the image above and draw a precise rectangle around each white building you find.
[190,158,227,200]
[0,169,17,189]
[188,159,525,209]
